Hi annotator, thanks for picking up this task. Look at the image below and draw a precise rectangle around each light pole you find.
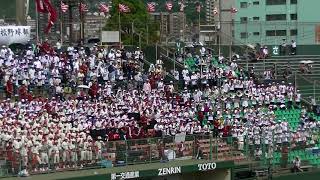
[138,32,142,48]
[218,0,222,56]
[131,20,135,46]
[132,20,143,48]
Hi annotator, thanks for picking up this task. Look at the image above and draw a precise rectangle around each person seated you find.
[291,156,303,173]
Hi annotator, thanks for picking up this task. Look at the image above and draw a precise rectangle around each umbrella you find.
[300,60,314,64]
[88,38,100,44]
[78,85,90,89]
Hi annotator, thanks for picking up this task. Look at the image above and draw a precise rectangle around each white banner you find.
[0,26,31,45]
[101,31,120,43]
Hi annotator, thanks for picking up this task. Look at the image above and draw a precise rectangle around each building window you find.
[266,14,286,21]
[276,30,287,36]
[253,17,260,21]
[290,14,297,20]
[291,0,297,4]
[240,2,248,8]
[290,29,298,36]
[240,17,248,23]
[253,32,260,36]
[266,30,287,36]
[266,0,286,5]
[266,30,276,36]
[240,32,248,39]
[253,1,260,5]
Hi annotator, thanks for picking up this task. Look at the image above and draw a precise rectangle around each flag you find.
[196,2,201,13]
[79,2,88,12]
[213,7,218,16]
[35,0,47,13]
[99,3,109,13]
[45,19,55,34]
[60,1,69,13]
[119,3,130,13]
[230,7,238,13]
[147,2,156,12]
[165,1,173,11]
[179,2,185,12]
[43,0,57,34]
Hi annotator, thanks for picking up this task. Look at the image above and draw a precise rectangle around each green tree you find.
[104,0,160,46]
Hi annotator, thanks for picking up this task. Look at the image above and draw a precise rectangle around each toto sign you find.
[197,162,217,171]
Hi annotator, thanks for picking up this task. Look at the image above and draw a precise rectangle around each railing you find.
[1,132,320,178]
[243,132,320,170]
[234,56,320,105]
[295,73,320,105]
[0,135,247,178]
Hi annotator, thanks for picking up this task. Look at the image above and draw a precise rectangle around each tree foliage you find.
[104,0,160,46]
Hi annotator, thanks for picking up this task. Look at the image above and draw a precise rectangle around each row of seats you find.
[308,113,320,121]
[271,149,320,166]
[275,109,301,116]
[185,57,199,72]
[275,108,302,130]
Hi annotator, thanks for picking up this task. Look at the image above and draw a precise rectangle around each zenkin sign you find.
[158,166,182,176]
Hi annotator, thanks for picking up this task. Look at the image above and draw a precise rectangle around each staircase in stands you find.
[236,55,320,103]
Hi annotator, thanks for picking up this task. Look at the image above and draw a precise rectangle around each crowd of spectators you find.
[0,41,318,175]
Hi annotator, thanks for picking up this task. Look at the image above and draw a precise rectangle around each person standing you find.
[51,141,60,170]
[69,139,78,168]
[292,156,303,172]
[94,137,103,162]
[280,39,287,56]
[291,40,297,55]
[40,139,49,171]
[5,76,14,99]
[56,39,62,54]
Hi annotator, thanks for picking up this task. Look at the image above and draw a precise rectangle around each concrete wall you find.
[59,169,231,180]
[233,0,320,45]
[215,0,236,45]
[146,169,231,180]
[297,1,320,45]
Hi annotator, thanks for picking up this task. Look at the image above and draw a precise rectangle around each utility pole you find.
[218,0,222,56]
[25,0,29,18]
[36,1,39,42]
[68,1,73,43]
[131,21,134,46]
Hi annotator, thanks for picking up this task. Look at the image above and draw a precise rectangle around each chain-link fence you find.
[0,134,248,177]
